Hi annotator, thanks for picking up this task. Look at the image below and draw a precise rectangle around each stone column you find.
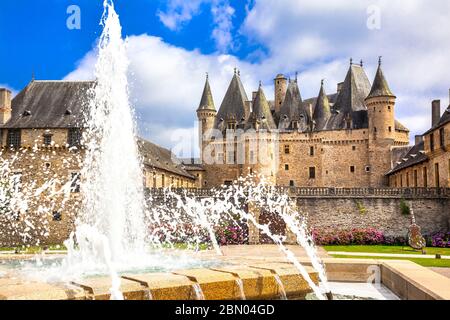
[247,202,260,244]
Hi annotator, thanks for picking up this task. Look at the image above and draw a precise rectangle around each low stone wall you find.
[297,197,449,237]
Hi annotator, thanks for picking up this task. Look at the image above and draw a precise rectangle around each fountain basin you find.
[0,264,318,300]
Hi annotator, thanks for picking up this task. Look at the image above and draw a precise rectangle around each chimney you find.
[337,82,344,94]
[415,135,423,145]
[0,88,12,125]
[431,100,441,127]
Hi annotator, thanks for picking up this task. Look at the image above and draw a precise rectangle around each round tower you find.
[366,58,397,187]
[197,74,216,159]
[274,74,287,114]
[366,58,396,142]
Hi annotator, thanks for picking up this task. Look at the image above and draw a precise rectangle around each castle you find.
[196,59,413,188]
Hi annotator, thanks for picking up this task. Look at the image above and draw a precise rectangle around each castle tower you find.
[366,58,397,187]
[274,74,287,114]
[197,74,216,160]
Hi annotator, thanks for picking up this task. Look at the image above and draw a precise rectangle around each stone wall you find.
[297,197,449,237]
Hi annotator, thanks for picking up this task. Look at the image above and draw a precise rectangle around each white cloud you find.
[211,0,235,52]
[157,0,236,53]
[157,0,205,31]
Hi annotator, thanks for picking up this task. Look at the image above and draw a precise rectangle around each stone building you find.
[197,59,411,188]
[387,98,450,188]
[0,80,195,245]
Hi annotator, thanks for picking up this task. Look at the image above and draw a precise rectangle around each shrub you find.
[400,199,411,216]
[424,231,450,248]
[312,228,385,245]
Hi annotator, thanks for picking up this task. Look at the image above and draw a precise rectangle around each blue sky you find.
[1,0,450,153]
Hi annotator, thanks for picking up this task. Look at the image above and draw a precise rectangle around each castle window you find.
[439,128,445,147]
[309,167,316,179]
[52,211,62,221]
[309,146,314,156]
[224,180,233,186]
[249,168,253,175]
[70,172,81,193]
[289,180,295,187]
[284,145,290,154]
[352,146,356,151]
[153,173,157,188]
[162,174,165,187]
[423,167,427,187]
[374,127,377,133]
[350,166,355,173]
[285,164,289,171]
[68,128,82,147]
[217,152,224,163]
[435,163,440,187]
[7,129,21,148]
[43,134,52,146]
[388,126,392,132]
[365,166,371,173]
[430,133,434,151]
[388,106,391,111]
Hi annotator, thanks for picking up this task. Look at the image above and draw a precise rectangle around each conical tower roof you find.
[279,80,302,121]
[313,80,331,130]
[197,74,215,111]
[215,72,248,129]
[248,85,276,130]
[367,61,395,99]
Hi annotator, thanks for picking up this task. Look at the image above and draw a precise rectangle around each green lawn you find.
[331,254,450,268]
[323,245,450,268]
[323,245,450,256]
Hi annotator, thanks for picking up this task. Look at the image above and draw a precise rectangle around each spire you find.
[215,73,248,130]
[366,59,395,99]
[248,86,276,130]
[313,79,331,130]
[197,73,216,111]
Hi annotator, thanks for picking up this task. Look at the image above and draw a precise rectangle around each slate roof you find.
[246,86,276,130]
[1,80,94,129]
[278,80,308,131]
[202,62,409,134]
[333,64,372,114]
[214,73,248,131]
[138,139,195,179]
[197,76,215,111]
[312,81,331,130]
[367,65,395,99]
[387,141,428,175]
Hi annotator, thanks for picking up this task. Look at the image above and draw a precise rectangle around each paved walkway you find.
[328,251,450,260]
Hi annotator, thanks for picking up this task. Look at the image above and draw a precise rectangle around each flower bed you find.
[312,228,450,248]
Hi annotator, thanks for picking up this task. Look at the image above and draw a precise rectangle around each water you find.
[273,274,288,300]
[235,278,246,300]
[192,283,205,300]
[0,0,331,301]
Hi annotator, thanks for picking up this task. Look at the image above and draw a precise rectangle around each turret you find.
[366,57,397,187]
[197,73,216,156]
[366,57,396,141]
[0,88,12,125]
[274,74,287,114]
